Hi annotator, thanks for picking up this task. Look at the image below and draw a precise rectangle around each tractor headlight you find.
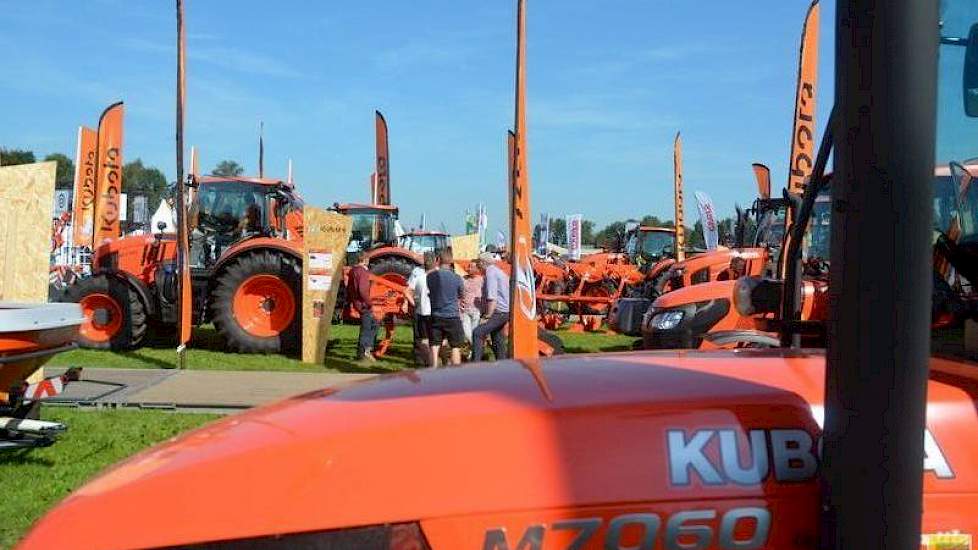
[651,310,685,330]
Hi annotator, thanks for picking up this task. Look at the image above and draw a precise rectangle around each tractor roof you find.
[197,176,285,186]
[19,349,978,550]
[405,230,449,237]
[334,203,399,212]
[639,226,675,234]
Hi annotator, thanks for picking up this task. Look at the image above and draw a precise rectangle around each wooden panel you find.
[451,233,480,261]
[0,161,57,302]
[301,207,352,364]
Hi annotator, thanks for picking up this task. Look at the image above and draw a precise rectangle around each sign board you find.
[119,192,128,222]
[53,189,72,217]
[131,195,148,226]
[302,207,353,364]
[0,162,57,302]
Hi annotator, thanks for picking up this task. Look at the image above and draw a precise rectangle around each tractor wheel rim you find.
[233,275,296,338]
[79,293,123,342]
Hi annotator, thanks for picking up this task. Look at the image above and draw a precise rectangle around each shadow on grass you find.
[0,449,55,467]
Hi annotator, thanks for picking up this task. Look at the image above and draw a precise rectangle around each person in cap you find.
[472,252,510,361]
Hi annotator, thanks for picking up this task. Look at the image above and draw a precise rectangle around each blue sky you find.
[0,0,834,235]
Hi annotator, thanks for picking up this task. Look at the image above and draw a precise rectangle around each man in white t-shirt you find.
[405,251,436,366]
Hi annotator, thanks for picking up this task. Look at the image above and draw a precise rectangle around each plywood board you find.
[451,233,480,260]
[302,207,352,364]
[0,162,57,302]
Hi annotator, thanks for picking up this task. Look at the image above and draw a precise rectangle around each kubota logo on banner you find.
[694,191,719,250]
[94,102,124,246]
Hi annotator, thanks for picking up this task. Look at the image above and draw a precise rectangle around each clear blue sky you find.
[0,0,834,235]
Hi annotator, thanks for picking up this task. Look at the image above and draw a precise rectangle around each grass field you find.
[48,323,638,373]
[0,408,218,549]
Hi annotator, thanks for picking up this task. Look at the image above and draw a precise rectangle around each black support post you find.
[821,1,938,548]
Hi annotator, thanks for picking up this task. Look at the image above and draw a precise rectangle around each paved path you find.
[44,367,376,412]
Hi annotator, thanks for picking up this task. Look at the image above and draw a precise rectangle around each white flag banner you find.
[538,213,551,255]
[477,204,488,249]
[495,230,506,251]
[694,190,719,250]
[566,214,583,260]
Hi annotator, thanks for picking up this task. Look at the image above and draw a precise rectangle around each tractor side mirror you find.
[157,221,167,232]
[964,23,978,116]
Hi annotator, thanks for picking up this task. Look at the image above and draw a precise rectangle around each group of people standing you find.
[347,248,511,366]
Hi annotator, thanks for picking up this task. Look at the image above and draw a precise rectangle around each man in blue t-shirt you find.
[426,249,465,366]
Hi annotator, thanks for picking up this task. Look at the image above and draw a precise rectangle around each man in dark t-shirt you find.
[426,248,465,366]
[347,252,376,362]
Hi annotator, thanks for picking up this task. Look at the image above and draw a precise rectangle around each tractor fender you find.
[211,238,303,277]
[95,269,157,318]
[364,247,422,266]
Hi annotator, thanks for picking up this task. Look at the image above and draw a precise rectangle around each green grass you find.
[49,324,419,374]
[47,322,640,374]
[0,408,217,549]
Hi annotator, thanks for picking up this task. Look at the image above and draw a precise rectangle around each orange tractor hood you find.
[653,279,738,309]
[20,351,978,549]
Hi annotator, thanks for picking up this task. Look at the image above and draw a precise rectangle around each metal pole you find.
[821,0,938,548]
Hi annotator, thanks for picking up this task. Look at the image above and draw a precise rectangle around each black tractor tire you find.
[63,274,148,350]
[210,250,301,354]
[370,256,417,284]
[538,329,565,356]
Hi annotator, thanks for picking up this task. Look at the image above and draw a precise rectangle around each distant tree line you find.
[1,147,243,226]
[536,212,753,252]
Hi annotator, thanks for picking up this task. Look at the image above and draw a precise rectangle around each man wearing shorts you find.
[405,251,436,366]
[426,249,465,366]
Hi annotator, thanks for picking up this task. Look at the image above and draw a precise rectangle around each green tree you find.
[581,220,595,246]
[122,159,168,218]
[212,160,244,177]
[0,148,35,166]
[550,217,567,245]
[44,153,75,188]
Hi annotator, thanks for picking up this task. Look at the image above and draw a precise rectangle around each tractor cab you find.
[624,226,675,264]
[398,230,450,255]
[331,203,399,259]
[189,176,302,268]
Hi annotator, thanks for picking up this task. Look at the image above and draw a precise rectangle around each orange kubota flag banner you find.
[673,132,686,262]
[787,0,819,194]
[93,102,124,246]
[375,111,390,205]
[509,0,538,360]
[752,162,772,200]
[71,126,98,248]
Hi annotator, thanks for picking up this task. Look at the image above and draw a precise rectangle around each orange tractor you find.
[63,175,306,354]
[643,160,978,350]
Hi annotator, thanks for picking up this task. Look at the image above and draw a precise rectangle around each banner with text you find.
[694,191,719,250]
[567,214,583,260]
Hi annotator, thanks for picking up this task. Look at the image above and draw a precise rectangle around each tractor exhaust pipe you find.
[821,0,938,548]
